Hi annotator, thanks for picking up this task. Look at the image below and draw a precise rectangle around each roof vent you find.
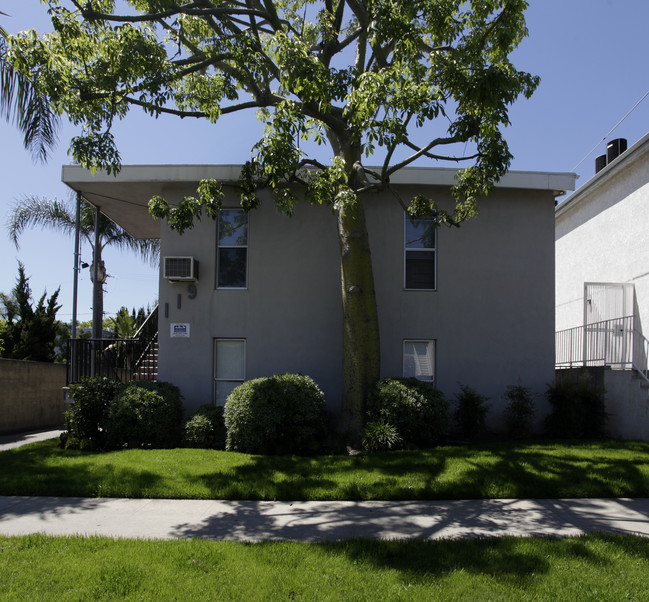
[163,256,199,281]
[606,138,627,164]
[595,154,607,174]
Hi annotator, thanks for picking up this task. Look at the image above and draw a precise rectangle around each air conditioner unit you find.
[163,256,199,281]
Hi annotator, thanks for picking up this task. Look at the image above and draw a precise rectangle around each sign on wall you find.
[170,323,190,338]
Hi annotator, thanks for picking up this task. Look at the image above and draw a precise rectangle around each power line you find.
[572,89,649,172]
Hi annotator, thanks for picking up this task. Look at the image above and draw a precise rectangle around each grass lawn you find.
[2,438,649,500]
[2,533,649,600]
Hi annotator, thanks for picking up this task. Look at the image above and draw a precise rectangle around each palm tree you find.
[1,14,59,162]
[7,196,159,338]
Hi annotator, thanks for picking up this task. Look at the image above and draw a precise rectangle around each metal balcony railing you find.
[556,315,649,385]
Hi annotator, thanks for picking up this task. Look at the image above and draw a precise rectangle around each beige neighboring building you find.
[555,133,649,439]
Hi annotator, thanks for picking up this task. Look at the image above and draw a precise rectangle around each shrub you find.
[104,381,184,449]
[64,377,122,447]
[503,385,536,439]
[361,420,403,453]
[224,374,327,455]
[365,378,450,449]
[454,384,489,439]
[544,377,608,438]
[183,404,226,449]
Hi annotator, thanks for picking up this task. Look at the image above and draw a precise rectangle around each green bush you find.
[454,384,489,439]
[64,377,122,447]
[503,385,535,439]
[183,404,226,449]
[365,378,450,449]
[544,377,608,438]
[224,374,327,455]
[104,381,184,449]
[361,420,403,453]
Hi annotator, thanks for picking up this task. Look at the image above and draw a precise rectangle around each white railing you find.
[556,315,649,385]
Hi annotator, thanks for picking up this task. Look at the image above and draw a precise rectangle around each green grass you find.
[2,533,649,600]
[2,438,649,500]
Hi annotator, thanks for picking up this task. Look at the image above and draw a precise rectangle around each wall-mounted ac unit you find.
[163,256,199,281]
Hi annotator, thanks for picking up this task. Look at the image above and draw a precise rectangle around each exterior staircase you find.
[67,305,159,385]
[133,340,158,381]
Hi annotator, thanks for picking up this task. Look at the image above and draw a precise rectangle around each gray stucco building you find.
[64,165,575,430]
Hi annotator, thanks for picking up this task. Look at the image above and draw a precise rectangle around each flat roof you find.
[62,164,577,239]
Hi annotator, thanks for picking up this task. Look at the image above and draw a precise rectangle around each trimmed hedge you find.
[365,378,450,450]
[64,377,122,448]
[103,381,184,449]
[224,374,327,455]
[183,404,226,449]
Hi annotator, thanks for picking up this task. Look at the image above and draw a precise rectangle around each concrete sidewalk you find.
[1,496,649,542]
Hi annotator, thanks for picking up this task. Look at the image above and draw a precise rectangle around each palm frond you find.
[0,26,59,162]
[7,196,79,248]
[103,232,160,266]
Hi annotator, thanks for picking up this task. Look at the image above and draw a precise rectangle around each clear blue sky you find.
[1,0,648,325]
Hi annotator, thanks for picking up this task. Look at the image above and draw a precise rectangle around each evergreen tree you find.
[0,262,62,362]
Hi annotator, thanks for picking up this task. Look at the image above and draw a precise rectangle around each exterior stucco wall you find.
[157,183,555,431]
[367,186,555,430]
[158,186,342,411]
[556,145,649,333]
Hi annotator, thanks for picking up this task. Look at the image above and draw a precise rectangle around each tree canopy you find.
[8,0,537,218]
[7,0,539,438]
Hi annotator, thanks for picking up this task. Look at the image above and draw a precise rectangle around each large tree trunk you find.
[337,199,381,444]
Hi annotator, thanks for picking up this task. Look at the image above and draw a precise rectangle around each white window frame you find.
[403,339,436,384]
[217,209,249,289]
[213,338,246,406]
[404,213,437,290]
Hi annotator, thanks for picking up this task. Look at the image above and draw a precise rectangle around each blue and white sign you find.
[170,323,190,338]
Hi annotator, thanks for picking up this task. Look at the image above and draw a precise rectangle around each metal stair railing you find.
[132,305,158,376]
[66,305,159,385]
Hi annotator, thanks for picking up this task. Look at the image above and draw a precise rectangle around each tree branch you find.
[384,135,469,176]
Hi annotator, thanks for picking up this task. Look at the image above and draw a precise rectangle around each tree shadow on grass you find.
[313,536,611,588]
[437,441,649,500]
[193,451,449,500]
[0,439,163,499]
[3,437,649,502]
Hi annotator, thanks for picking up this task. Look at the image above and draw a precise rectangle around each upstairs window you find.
[217,209,248,288]
[404,213,436,290]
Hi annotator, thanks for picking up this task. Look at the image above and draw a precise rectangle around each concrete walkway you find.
[1,496,649,542]
[2,431,649,542]
[0,429,64,452]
